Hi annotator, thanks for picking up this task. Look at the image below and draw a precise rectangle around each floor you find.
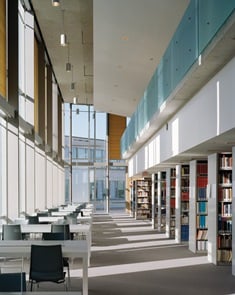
[4,211,235,294]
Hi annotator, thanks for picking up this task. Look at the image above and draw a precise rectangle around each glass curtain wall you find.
[64,103,126,212]
[64,103,107,211]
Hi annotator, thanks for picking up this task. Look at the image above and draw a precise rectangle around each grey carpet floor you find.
[11,211,235,294]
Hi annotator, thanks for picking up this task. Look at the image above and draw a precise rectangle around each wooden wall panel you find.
[108,114,126,160]
[0,0,6,97]
[46,65,52,147]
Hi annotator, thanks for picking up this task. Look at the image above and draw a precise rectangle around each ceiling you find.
[28,0,235,171]
[30,0,189,117]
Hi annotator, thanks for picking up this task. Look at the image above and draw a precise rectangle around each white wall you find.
[128,57,235,177]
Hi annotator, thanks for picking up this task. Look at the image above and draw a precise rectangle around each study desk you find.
[0,240,88,295]
[0,224,91,243]
[38,216,64,223]
[38,216,92,226]
[0,224,92,263]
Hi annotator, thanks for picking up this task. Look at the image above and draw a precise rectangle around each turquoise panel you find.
[172,0,198,88]
[199,0,235,53]
[121,0,235,157]
[145,73,157,120]
[157,44,173,107]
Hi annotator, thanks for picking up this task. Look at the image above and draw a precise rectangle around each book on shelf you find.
[219,154,232,168]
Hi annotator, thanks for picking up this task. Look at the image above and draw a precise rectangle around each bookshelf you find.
[160,171,166,231]
[196,161,208,252]
[181,165,190,241]
[153,173,159,229]
[129,179,135,217]
[170,168,176,238]
[136,178,152,220]
[217,153,232,264]
[154,172,166,231]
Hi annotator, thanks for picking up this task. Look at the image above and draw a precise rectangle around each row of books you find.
[196,215,207,228]
[197,201,207,214]
[219,155,232,168]
[197,229,208,240]
[218,219,232,232]
[181,202,189,211]
[197,187,207,200]
[137,204,150,209]
[137,197,150,203]
[218,203,232,217]
[218,187,232,201]
[137,180,151,187]
[217,249,232,263]
[197,162,208,175]
[181,166,189,175]
[197,240,208,251]
[181,215,189,224]
[217,234,232,249]
[219,172,232,184]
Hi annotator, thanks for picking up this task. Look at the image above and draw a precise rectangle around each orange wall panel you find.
[108,114,126,160]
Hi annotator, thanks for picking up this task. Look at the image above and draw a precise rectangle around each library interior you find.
[0,0,235,294]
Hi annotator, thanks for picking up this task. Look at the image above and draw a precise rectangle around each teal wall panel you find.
[121,0,235,157]
[199,0,235,53]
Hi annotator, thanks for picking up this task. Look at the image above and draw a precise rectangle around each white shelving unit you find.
[189,160,208,253]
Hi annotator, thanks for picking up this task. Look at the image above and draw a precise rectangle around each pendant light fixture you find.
[70,66,75,90]
[60,9,67,46]
[73,97,79,105]
[66,43,71,72]
[52,0,60,7]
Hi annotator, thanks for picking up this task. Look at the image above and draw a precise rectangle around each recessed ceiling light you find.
[121,36,129,41]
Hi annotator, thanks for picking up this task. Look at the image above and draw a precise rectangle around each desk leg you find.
[87,233,91,267]
[82,256,88,295]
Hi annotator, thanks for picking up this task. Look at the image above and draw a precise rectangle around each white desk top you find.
[0,240,89,295]
[0,239,88,259]
[0,223,90,234]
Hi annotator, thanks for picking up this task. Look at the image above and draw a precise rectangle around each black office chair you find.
[51,223,71,239]
[0,272,26,291]
[29,244,67,291]
[2,224,22,240]
[48,224,71,286]
[64,212,78,224]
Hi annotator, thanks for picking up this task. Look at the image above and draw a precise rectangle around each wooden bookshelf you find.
[136,178,152,220]
[217,153,232,264]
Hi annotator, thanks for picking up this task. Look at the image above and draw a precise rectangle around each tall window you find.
[64,103,126,211]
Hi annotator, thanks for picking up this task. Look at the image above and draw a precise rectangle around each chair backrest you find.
[29,244,64,283]
[64,214,77,224]
[0,272,26,291]
[42,232,67,240]
[27,215,39,224]
[2,224,22,240]
[51,223,71,240]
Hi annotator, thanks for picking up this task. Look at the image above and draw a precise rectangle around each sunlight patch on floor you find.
[92,238,177,252]
[70,256,209,278]
[110,233,167,241]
